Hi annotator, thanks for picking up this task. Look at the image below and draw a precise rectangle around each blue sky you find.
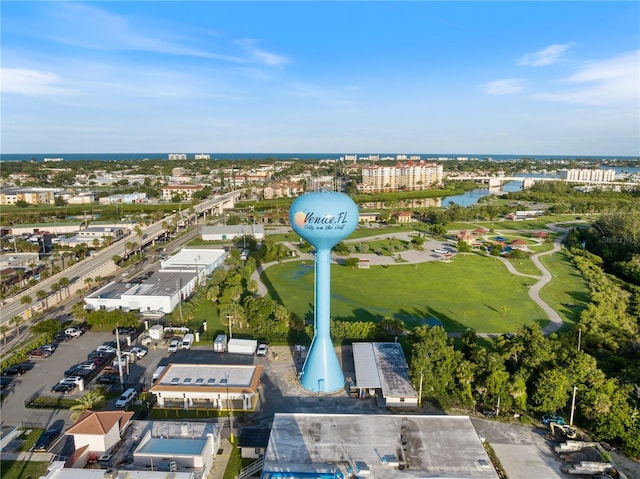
[1,1,639,156]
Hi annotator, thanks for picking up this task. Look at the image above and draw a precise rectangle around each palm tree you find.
[1,325,9,346]
[50,281,61,301]
[36,289,48,311]
[10,315,24,340]
[59,277,70,299]
[70,390,105,422]
[20,295,33,319]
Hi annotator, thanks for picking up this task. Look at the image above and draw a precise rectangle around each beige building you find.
[0,187,57,205]
[360,161,443,192]
[161,184,204,201]
[262,181,304,199]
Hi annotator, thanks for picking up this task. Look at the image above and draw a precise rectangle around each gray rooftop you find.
[352,342,417,399]
[263,413,499,479]
[154,363,258,389]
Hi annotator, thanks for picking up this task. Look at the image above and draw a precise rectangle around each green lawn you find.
[263,254,549,333]
[0,461,50,479]
[539,250,589,328]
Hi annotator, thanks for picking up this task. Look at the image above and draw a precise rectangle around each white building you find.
[557,168,616,183]
[133,421,220,477]
[160,248,227,276]
[149,363,263,411]
[64,410,134,467]
[84,272,198,313]
[262,413,499,479]
[201,225,265,242]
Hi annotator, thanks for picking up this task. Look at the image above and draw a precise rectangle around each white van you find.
[115,388,137,408]
[151,366,166,384]
[181,333,194,350]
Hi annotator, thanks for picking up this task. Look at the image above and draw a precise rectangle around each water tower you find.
[290,190,358,393]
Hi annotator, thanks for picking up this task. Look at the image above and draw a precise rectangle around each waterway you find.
[442,181,524,207]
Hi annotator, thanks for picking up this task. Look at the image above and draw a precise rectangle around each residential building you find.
[64,410,134,468]
[359,161,443,192]
[161,185,204,201]
[557,168,616,183]
[262,181,304,199]
[0,187,57,205]
[391,211,413,224]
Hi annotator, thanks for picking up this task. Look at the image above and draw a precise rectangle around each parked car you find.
[50,382,76,393]
[128,347,148,360]
[88,351,115,361]
[27,348,52,359]
[60,376,84,386]
[3,364,30,376]
[32,420,64,451]
[64,327,83,338]
[40,344,57,353]
[78,361,97,371]
[54,332,73,343]
[96,345,117,354]
[64,365,84,377]
[167,339,180,353]
[96,374,120,385]
[256,343,269,357]
[112,326,138,337]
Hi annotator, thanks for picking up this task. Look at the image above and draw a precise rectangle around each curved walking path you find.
[251,225,571,335]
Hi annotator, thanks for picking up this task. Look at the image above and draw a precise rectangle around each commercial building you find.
[352,342,418,407]
[160,248,226,276]
[149,363,262,411]
[261,413,499,478]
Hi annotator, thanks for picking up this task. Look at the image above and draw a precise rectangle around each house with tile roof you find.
[64,410,133,467]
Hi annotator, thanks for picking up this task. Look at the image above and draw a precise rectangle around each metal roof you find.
[352,342,417,399]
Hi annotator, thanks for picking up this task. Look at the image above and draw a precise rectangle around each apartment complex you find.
[161,184,204,201]
[0,187,57,205]
[557,168,616,183]
[359,161,443,192]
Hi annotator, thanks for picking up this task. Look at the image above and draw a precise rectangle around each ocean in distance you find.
[1,152,638,162]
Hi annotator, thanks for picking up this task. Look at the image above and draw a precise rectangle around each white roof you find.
[162,248,225,267]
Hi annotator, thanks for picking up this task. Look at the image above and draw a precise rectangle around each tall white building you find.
[557,168,616,183]
[359,161,443,192]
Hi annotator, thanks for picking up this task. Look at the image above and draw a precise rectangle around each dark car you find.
[32,420,65,451]
[2,364,30,376]
[112,327,138,338]
[51,382,76,393]
[27,348,52,359]
[96,374,120,385]
[54,333,73,343]
[64,365,83,377]
[88,351,115,361]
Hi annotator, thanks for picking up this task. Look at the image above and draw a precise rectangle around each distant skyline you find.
[1,1,639,156]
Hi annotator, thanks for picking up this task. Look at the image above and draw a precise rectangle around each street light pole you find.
[570,386,578,426]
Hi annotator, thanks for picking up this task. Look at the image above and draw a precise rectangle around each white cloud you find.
[518,43,574,66]
[0,67,75,96]
[481,78,525,95]
[237,39,290,67]
[535,50,640,106]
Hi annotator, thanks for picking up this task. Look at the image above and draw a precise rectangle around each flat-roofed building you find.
[352,342,418,407]
[360,161,443,192]
[149,363,262,411]
[200,225,265,242]
[160,248,227,276]
[133,421,221,477]
[262,413,499,479]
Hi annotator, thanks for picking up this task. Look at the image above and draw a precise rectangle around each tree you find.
[70,390,105,422]
[50,281,61,301]
[58,277,71,298]
[20,295,33,319]
[72,302,87,323]
[15,199,29,208]
[36,289,49,310]
[1,325,9,347]
[10,315,24,340]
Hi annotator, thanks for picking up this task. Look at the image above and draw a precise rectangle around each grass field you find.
[263,254,549,333]
[0,461,49,479]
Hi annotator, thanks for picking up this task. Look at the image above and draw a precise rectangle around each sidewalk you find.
[208,438,232,479]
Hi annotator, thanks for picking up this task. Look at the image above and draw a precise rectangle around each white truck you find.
[151,366,166,384]
[227,338,258,355]
[181,333,194,350]
[213,334,228,353]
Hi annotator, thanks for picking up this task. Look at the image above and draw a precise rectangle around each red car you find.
[27,348,52,359]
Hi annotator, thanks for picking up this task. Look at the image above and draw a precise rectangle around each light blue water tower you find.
[290,190,359,393]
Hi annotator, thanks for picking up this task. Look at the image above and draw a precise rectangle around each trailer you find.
[148,324,165,340]
[227,338,258,355]
[214,334,228,353]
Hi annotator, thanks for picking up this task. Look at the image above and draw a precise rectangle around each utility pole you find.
[116,328,125,390]
[577,328,582,352]
[570,386,578,426]
[418,370,424,408]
